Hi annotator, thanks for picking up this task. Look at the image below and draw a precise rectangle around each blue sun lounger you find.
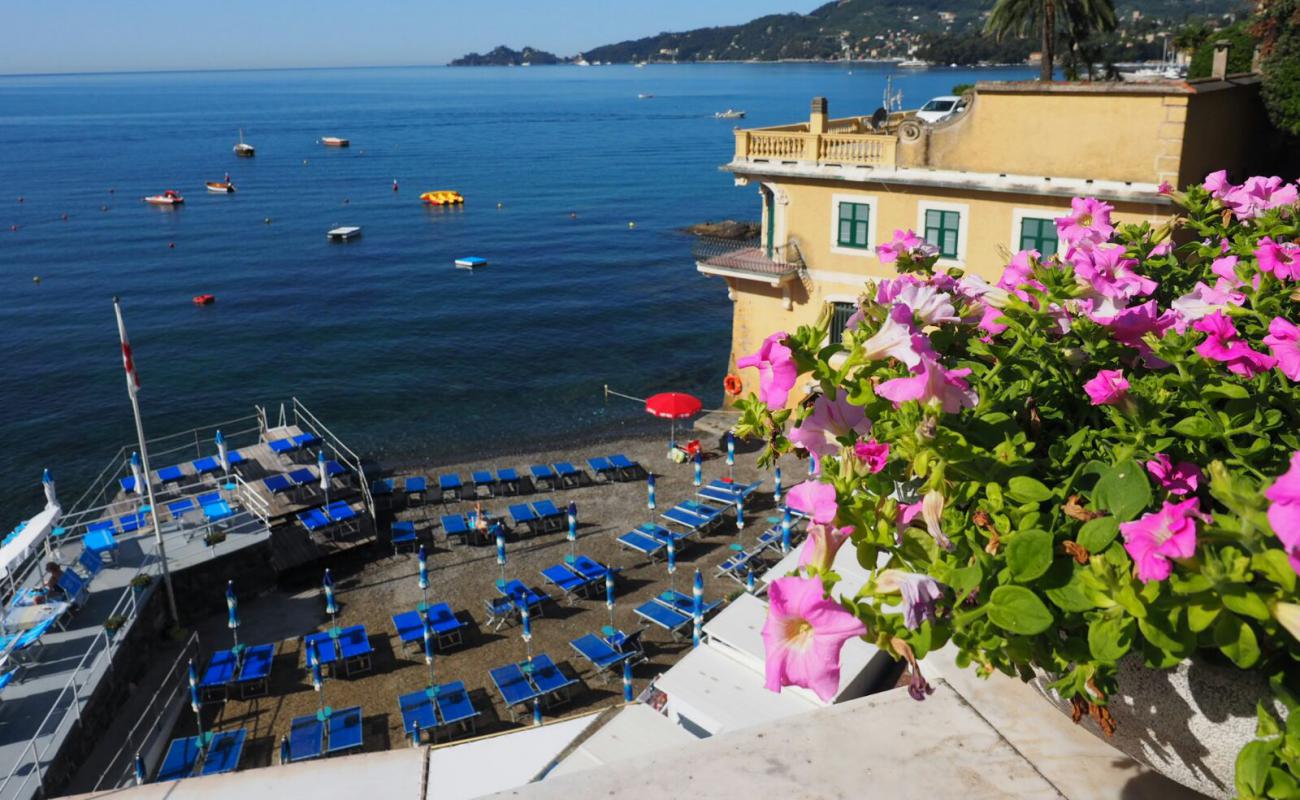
[405,476,427,501]
[118,511,148,533]
[337,625,373,676]
[327,501,357,524]
[200,649,239,700]
[681,500,726,529]
[541,564,587,603]
[608,454,641,480]
[570,555,611,583]
[496,468,521,495]
[192,456,221,476]
[298,509,332,533]
[472,470,497,497]
[200,492,233,522]
[529,653,578,708]
[157,464,186,484]
[529,465,556,491]
[441,514,470,542]
[78,548,104,579]
[716,545,766,583]
[288,467,316,487]
[119,475,139,494]
[199,729,247,776]
[570,633,632,681]
[586,457,617,483]
[263,474,293,495]
[84,528,119,560]
[697,479,763,505]
[640,523,691,549]
[508,504,541,535]
[391,520,418,553]
[157,736,201,781]
[303,632,340,670]
[490,663,543,721]
[293,432,320,449]
[656,589,722,618]
[617,529,666,560]
[236,643,274,698]
[436,680,479,737]
[324,460,347,479]
[634,599,692,638]
[327,706,364,754]
[400,690,437,742]
[392,603,464,651]
[287,715,324,762]
[552,462,583,488]
[438,474,463,501]
[532,500,565,532]
[498,579,549,613]
[268,438,297,455]
[371,478,394,497]
[167,498,196,519]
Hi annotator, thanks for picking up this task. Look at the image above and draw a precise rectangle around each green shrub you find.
[1188,22,1256,80]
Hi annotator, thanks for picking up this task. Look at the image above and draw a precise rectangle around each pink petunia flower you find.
[736,332,798,408]
[762,576,867,702]
[1193,311,1278,378]
[1170,282,1246,332]
[874,274,926,306]
[876,570,945,630]
[1144,454,1202,496]
[1097,300,1176,350]
[891,283,960,325]
[876,229,937,264]
[1264,453,1300,575]
[1203,170,1235,199]
[1120,498,1205,582]
[798,523,854,573]
[853,440,890,473]
[788,391,872,459]
[1223,176,1299,220]
[1256,238,1300,281]
[1056,197,1115,248]
[859,304,932,368]
[787,480,838,524]
[1158,181,1173,195]
[876,357,978,414]
[1070,245,1157,317]
[1262,317,1300,381]
[1083,369,1130,407]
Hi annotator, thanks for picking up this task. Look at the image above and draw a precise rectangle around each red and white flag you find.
[113,299,140,397]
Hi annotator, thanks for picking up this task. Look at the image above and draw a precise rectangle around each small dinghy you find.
[455,256,487,269]
[144,190,184,206]
[193,294,216,305]
[327,226,362,241]
[320,137,350,147]
[233,128,255,157]
[206,182,235,193]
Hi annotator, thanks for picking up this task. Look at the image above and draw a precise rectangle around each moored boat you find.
[144,190,184,206]
[714,109,746,119]
[327,226,362,241]
[205,181,235,193]
[233,128,255,157]
[320,137,350,147]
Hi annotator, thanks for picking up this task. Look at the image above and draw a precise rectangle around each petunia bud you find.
[1062,347,1089,368]
[1274,602,1300,643]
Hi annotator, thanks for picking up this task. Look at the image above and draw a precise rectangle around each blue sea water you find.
[0,63,1034,513]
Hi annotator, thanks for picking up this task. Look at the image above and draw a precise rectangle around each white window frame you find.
[829,193,880,258]
[1010,207,1066,256]
[916,200,970,267]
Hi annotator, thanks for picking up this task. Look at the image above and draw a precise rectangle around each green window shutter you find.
[829,302,857,345]
[836,202,871,249]
[1018,217,1059,254]
[924,209,961,259]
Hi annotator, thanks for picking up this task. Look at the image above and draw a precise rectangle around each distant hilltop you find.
[449,46,564,66]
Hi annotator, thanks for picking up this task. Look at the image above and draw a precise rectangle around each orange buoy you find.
[193,294,216,305]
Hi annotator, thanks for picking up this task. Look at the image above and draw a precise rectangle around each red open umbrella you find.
[646,392,703,450]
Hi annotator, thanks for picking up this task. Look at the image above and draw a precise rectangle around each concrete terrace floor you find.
[126,434,804,777]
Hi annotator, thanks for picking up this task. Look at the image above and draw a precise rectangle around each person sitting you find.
[30,562,64,602]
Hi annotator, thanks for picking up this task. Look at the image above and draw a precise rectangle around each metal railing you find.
[692,237,804,278]
[288,398,375,520]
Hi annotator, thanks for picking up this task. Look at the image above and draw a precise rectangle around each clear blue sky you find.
[3,0,824,75]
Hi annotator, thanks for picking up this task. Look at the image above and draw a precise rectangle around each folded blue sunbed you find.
[405,476,427,495]
[118,511,147,533]
[327,706,364,754]
[640,523,690,549]
[192,456,221,475]
[570,633,631,676]
[87,519,115,534]
[552,462,582,488]
[490,663,541,719]
[529,465,556,490]
[634,599,691,637]
[656,589,722,617]
[288,715,324,762]
[200,649,239,698]
[167,498,195,518]
[119,475,138,494]
[532,499,563,520]
[288,467,316,486]
[236,643,274,698]
[436,680,479,734]
[199,728,247,776]
[608,454,640,479]
[337,625,372,675]
[157,736,201,781]
[203,498,233,522]
[327,501,357,523]
[508,504,541,534]
[496,468,521,495]
[441,514,472,544]
[371,478,394,496]
[228,451,246,466]
[498,579,549,611]
[268,438,296,455]
[427,603,464,645]
[617,530,666,559]
[716,546,764,583]
[263,474,293,494]
[298,509,332,532]
[541,564,587,601]
[529,653,578,706]
[391,520,417,553]
[399,690,437,741]
[158,465,186,483]
[293,432,319,448]
[324,460,347,478]
[586,457,616,482]
[303,632,340,668]
[472,471,496,496]
[570,555,610,583]
[438,474,462,497]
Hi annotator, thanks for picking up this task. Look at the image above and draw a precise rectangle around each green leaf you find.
[1186,597,1222,632]
[1251,550,1297,594]
[1221,586,1272,621]
[1006,529,1053,583]
[1203,382,1251,400]
[1091,461,1152,522]
[1256,703,1282,739]
[1077,517,1120,553]
[947,564,983,596]
[1045,564,1099,613]
[987,586,1054,635]
[1214,614,1261,669]
[1172,415,1217,439]
[1236,739,1277,799]
[1088,615,1135,662]
[1007,476,1053,504]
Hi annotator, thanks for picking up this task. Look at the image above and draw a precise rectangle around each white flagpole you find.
[114,297,180,623]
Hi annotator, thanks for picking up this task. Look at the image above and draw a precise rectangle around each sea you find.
[0,63,1034,514]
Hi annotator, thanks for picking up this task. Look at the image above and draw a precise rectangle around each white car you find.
[915,96,967,124]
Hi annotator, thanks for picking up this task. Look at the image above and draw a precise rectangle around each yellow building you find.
[697,74,1270,402]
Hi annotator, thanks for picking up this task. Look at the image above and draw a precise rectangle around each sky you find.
[2,0,825,75]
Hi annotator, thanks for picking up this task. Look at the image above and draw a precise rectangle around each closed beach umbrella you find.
[187,658,205,744]
[42,469,57,510]
[279,735,290,765]
[422,609,436,687]
[693,450,702,487]
[215,430,229,475]
[225,580,240,650]
[746,568,755,594]
[533,697,543,727]
[134,752,146,785]
[130,451,145,496]
[307,640,324,715]
[692,569,704,648]
[520,598,533,662]
[417,545,429,610]
[566,501,577,560]
[622,658,634,703]
[781,506,792,555]
[774,466,783,505]
[318,449,329,499]
[605,567,616,629]
[495,526,507,587]
[735,497,745,532]
[666,538,676,594]
[726,431,735,467]
[646,473,656,513]
[323,568,338,620]
[644,392,702,452]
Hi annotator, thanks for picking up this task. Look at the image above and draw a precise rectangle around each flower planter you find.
[1033,654,1283,799]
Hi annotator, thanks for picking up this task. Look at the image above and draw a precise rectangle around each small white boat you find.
[327,226,362,241]
[714,109,746,120]
[898,59,930,68]
[455,256,487,269]
[144,190,184,206]
[320,137,350,148]
[206,181,235,193]
[635,63,647,69]
[233,128,255,157]
[638,93,654,99]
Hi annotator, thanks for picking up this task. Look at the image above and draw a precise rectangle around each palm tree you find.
[986,0,1118,82]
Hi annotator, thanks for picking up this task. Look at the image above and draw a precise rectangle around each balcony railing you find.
[693,237,802,283]
[733,115,904,168]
